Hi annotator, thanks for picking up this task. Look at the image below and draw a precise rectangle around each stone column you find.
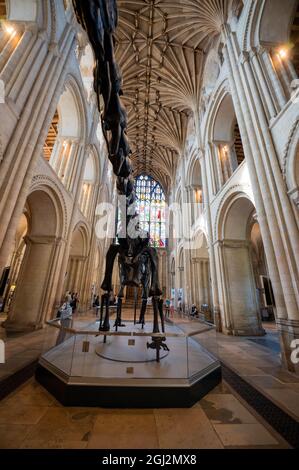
[0,25,76,275]
[191,258,197,305]
[197,147,220,324]
[216,239,264,336]
[203,260,209,305]
[223,28,287,324]
[243,49,299,318]
[5,235,60,332]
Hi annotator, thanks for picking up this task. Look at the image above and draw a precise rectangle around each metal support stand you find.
[133,287,137,325]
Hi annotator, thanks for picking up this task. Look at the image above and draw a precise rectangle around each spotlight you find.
[278,48,288,59]
[3,23,15,36]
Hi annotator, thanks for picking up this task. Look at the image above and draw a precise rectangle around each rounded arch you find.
[5,187,65,331]
[213,93,236,143]
[186,150,202,188]
[45,76,88,188]
[257,0,297,47]
[208,88,245,188]
[215,191,265,335]
[85,145,100,183]
[82,153,96,183]
[203,79,230,144]
[57,77,87,140]
[192,227,209,251]
[79,148,99,219]
[29,176,68,237]
[6,0,37,22]
[285,120,299,206]
[70,222,90,258]
[27,184,65,239]
[26,191,57,239]
[217,191,256,241]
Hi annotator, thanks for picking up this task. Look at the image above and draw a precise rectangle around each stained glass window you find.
[135,174,166,248]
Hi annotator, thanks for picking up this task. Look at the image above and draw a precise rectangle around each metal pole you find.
[134,286,137,324]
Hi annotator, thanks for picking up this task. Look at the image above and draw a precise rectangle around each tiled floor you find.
[0,378,288,449]
[0,311,298,448]
[0,315,55,381]
[173,316,299,422]
[216,329,299,421]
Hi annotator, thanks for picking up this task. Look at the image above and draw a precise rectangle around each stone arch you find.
[0,213,28,314]
[284,120,299,210]
[64,222,90,296]
[213,93,236,143]
[45,76,88,189]
[189,228,212,314]
[79,147,100,219]
[28,178,67,238]
[186,150,202,188]
[257,0,297,47]
[58,74,88,141]
[210,91,245,190]
[6,0,38,22]
[70,222,90,259]
[216,191,264,336]
[204,79,230,143]
[218,192,256,241]
[5,186,65,332]
[186,151,204,225]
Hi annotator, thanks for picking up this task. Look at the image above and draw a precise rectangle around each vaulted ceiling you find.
[115,0,233,192]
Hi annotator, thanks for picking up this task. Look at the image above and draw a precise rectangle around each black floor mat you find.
[222,363,299,448]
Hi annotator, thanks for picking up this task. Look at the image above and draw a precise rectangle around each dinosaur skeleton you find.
[72,0,168,358]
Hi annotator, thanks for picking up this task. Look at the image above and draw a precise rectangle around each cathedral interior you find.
[0,0,299,452]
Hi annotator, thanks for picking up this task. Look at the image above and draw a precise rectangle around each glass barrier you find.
[41,317,77,376]
[186,324,219,379]
[43,316,218,383]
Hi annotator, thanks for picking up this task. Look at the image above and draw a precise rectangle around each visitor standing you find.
[164,298,170,318]
[170,298,175,318]
[94,295,100,316]
[71,292,79,313]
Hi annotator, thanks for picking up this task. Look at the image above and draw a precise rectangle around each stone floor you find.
[0,314,57,382]
[0,377,288,449]
[0,310,298,449]
[173,315,299,422]
[216,329,299,422]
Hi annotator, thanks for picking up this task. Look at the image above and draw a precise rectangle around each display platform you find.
[36,318,221,408]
